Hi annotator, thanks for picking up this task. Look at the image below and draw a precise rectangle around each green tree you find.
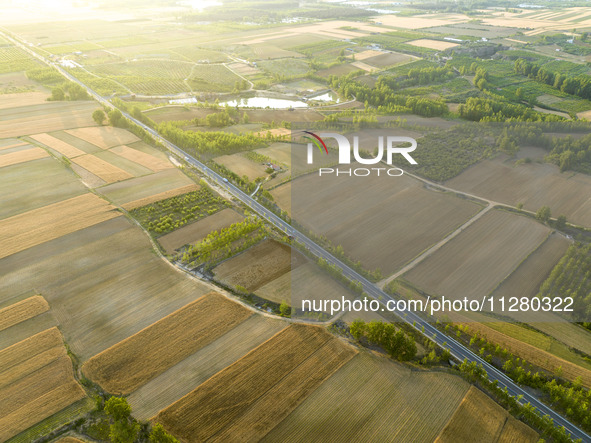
[93,109,106,125]
[555,214,567,229]
[279,301,291,316]
[104,397,131,422]
[536,205,551,223]
[108,109,124,127]
[149,424,179,443]
[51,87,65,101]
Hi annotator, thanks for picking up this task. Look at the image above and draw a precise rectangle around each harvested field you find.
[350,61,376,72]
[353,49,383,60]
[270,181,292,214]
[375,14,469,30]
[0,157,86,219]
[0,328,86,442]
[0,92,49,110]
[407,39,459,50]
[71,154,133,183]
[316,63,361,78]
[30,133,86,158]
[70,164,105,188]
[93,149,153,177]
[82,292,252,395]
[363,52,414,68]
[56,438,85,443]
[264,352,468,443]
[121,184,200,211]
[0,295,49,332]
[0,193,119,260]
[97,169,196,206]
[155,325,357,442]
[129,315,286,421]
[435,387,538,443]
[0,217,212,361]
[0,102,98,138]
[158,208,243,254]
[0,141,28,151]
[254,127,291,138]
[213,239,304,291]
[288,171,481,275]
[215,153,268,181]
[404,210,549,301]
[491,232,569,302]
[446,157,591,228]
[65,126,139,149]
[256,262,355,312]
[109,145,172,172]
[0,147,48,168]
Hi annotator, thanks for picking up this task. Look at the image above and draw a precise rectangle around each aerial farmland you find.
[2,0,591,442]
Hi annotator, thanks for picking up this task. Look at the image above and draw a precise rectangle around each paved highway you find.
[5,30,589,442]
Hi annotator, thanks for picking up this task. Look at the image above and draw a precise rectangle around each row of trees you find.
[514,58,591,100]
[455,359,578,443]
[327,71,449,117]
[158,121,263,157]
[459,97,563,122]
[180,217,266,268]
[451,323,591,434]
[350,320,417,361]
[538,242,591,321]
[50,82,89,101]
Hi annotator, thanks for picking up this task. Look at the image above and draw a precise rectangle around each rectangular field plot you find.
[0,193,119,260]
[256,262,356,312]
[491,232,569,302]
[214,153,268,182]
[0,217,213,361]
[0,296,49,332]
[109,145,172,172]
[30,133,86,158]
[158,208,244,254]
[71,154,133,183]
[0,156,86,219]
[446,157,591,228]
[435,387,538,443]
[98,168,196,206]
[0,146,48,168]
[128,315,286,421]
[290,172,481,276]
[155,325,357,442]
[404,210,549,301]
[65,126,140,149]
[82,292,252,395]
[213,239,305,292]
[263,353,468,443]
[0,102,99,138]
[0,328,86,442]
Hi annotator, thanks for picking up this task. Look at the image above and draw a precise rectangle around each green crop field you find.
[0,47,40,74]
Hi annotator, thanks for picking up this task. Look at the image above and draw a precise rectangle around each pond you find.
[220,96,309,109]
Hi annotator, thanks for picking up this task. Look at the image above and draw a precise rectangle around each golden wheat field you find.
[110,144,172,172]
[30,133,86,158]
[82,292,252,395]
[263,352,468,442]
[71,154,133,183]
[65,126,139,149]
[435,386,538,443]
[0,295,49,332]
[0,193,119,260]
[0,147,48,168]
[0,327,86,441]
[155,325,356,442]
